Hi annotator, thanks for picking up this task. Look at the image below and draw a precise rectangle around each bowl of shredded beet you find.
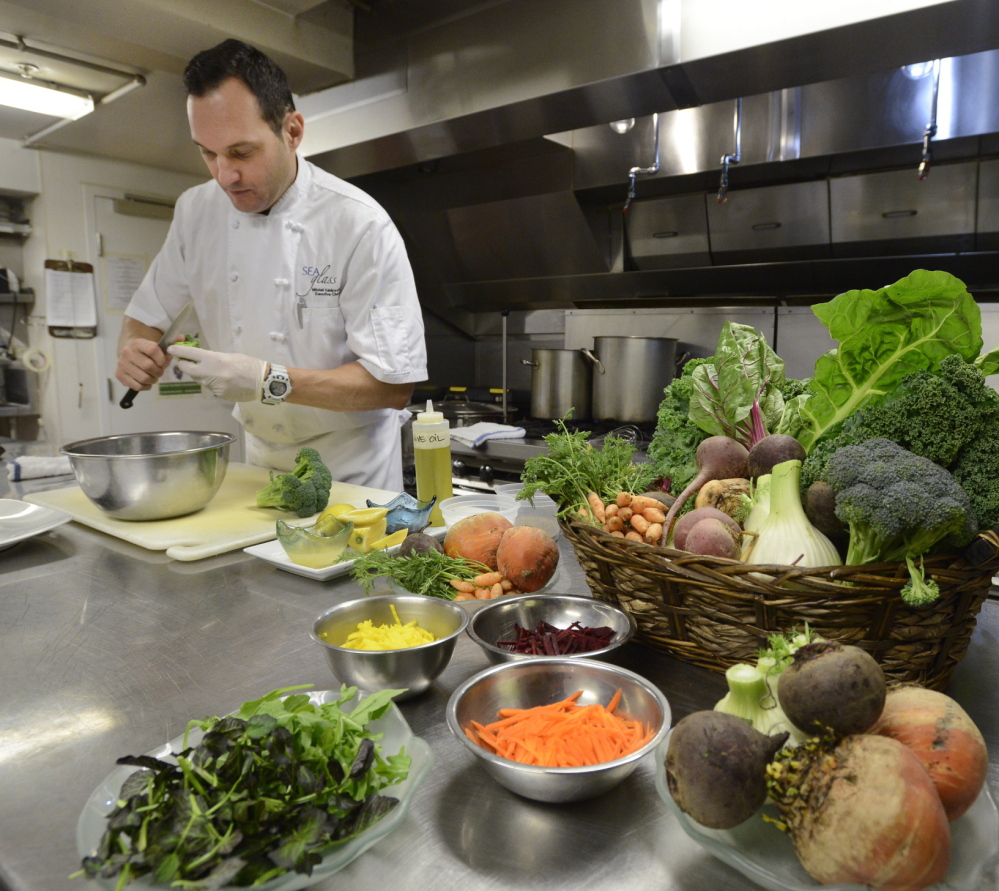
[466,594,636,664]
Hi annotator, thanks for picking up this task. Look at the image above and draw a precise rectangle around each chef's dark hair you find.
[184,39,296,135]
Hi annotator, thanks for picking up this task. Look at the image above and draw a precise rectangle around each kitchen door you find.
[87,190,242,452]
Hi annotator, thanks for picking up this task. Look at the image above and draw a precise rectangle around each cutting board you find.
[24,463,398,561]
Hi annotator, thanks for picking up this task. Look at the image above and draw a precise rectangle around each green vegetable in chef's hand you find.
[174,335,201,348]
[825,437,978,606]
[256,446,333,517]
[73,684,410,889]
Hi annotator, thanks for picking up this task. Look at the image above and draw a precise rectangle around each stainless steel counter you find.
[2,481,998,891]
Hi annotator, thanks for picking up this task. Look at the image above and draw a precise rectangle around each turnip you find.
[672,506,740,551]
[871,685,988,821]
[777,640,886,737]
[664,710,788,829]
[658,436,750,546]
[684,518,740,558]
[768,734,951,891]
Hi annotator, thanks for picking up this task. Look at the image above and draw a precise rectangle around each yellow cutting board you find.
[23,463,398,562]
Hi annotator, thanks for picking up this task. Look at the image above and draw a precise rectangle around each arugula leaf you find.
[789,269,983,451]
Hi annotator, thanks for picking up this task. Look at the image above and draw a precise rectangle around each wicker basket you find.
[561,517,999,691]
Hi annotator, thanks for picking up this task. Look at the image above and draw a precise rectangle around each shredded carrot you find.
[467,689,654,767]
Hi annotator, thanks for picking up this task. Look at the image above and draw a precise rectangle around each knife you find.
[119,301,201,409]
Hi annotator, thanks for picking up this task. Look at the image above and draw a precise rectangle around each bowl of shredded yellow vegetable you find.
[311,594,469,700]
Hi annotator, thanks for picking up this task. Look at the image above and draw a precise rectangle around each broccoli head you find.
[825,438,978,607]
[255,447,333,517]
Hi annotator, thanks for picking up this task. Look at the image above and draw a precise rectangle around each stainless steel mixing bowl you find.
[467,594,637,664]
[61,431,234,521]
[311,594,469,700]
[446,658,671,802]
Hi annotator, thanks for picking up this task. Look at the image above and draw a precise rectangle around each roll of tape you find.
[21,347,50,373]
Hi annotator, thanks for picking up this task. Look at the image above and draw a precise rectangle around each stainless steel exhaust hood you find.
[301,0,999,319]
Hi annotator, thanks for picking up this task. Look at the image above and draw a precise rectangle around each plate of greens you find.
[76,686,433,890]
[244,526,446,581]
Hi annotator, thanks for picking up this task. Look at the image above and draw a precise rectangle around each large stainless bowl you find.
[446,658,671,803]
[467,594,636,664]
[61,431,234,521]
[311,594,469,700]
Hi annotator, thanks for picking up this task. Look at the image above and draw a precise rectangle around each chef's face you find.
[188,77,304,214]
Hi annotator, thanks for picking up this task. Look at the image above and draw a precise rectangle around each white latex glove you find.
[168,345,267,403]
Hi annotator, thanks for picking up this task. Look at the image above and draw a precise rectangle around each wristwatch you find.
[262,363,292,405]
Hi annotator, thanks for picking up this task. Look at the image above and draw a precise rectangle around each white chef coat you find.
[126,156,427,489]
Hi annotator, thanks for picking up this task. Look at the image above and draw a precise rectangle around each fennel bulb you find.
[745,459,841,568]
[740,473,771,561]
[714,663,805,746]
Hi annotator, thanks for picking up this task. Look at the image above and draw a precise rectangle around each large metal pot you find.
[582,336,679,423]
[521,349,592,420]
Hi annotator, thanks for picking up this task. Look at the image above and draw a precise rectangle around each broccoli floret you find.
[826,438,978,606]
[648,357,712,496]
[900,556,941,607]
[255,447,333,517]
[801,355,999,488]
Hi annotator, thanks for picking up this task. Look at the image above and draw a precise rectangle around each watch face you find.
[269,380,289,397]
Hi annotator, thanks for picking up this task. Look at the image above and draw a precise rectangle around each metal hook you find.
[717,97,743,203]
[918,59,941,180]
[623,113,661,212]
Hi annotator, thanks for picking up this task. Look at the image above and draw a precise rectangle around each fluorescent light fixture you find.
[0,72,94,120]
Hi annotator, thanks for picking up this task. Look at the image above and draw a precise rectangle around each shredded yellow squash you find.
[341,604,436,650]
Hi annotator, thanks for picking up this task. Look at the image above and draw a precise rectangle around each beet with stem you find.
[665,710,788,829]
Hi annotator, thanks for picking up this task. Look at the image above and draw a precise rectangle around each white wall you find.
[18,147,206,448]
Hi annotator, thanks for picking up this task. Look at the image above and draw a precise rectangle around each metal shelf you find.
[0,221,30,237]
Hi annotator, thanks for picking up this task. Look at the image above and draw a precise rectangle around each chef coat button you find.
[232,219,239,229]
[274,278,289,287]
[276,333,287,343]
[229,272,238,282]
[269,331,279,340]
[233,325,242,335]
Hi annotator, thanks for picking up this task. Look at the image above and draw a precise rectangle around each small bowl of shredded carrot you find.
[445,658,671,802]
[312,594,469,700]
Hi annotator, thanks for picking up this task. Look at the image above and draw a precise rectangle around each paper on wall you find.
[44,268,97,327]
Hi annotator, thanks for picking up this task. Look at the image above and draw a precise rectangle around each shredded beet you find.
[496,621,616,655]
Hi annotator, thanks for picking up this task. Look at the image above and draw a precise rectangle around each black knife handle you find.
[120,388,138,409]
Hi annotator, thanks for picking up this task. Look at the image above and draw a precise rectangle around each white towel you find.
[6,456,73,481]
[450,422,526,449]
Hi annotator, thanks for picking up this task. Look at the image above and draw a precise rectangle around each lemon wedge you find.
[318,503,356,523]
[369,528,408,552]
[348,517,388,553]
[339,506,390,527]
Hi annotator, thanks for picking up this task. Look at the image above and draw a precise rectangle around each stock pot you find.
[582,336,679,423]
[522,349,592,420]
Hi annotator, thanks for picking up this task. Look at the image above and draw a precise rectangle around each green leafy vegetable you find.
[174,335,201,348]
[783,269,984,451]
[688,322,787,450]
[648,358,713,496]
[349,548,489,599]
[75,685,410,889]
[520,418,657,514]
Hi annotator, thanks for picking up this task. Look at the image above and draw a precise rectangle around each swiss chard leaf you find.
[791,269,983,450]
[688,322,786,449]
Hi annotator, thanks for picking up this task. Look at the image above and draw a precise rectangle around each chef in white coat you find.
[115,39,427,491]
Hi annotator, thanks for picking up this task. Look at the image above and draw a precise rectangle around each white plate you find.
[0,498,72,552]
[654,733,999,891]
[77,690,434,891]
[244,525,447,580]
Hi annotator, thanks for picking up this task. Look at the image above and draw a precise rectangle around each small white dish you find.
[245,525,446,581]
[0,498,72,552]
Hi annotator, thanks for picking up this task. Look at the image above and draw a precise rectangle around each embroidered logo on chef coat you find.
[298,265,343,300]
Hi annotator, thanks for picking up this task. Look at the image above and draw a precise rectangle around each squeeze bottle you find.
[412,400,453,527]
